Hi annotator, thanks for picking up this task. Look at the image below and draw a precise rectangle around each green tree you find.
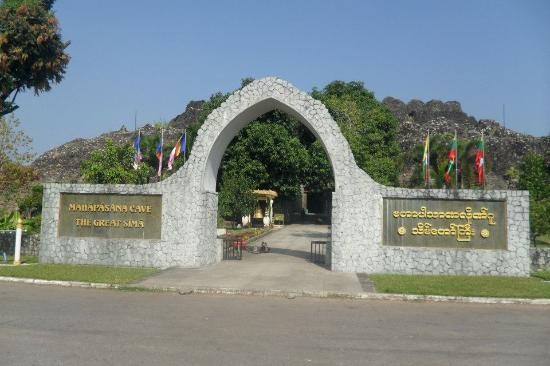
[303,140,334,193]
[18,183,42,217]
[0,114,34,164]
[184,91,231,158]
[0,0,70,116]
[311,81,401,186]
[217,108,337,201]
[218,171,256,226]
[531,199,550,244]
[0,158,38,210]
[517,152,550,243]
[80,140,151,184]
[518,152,549,202]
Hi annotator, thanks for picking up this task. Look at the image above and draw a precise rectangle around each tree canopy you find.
[218,113,328,200]
[80,140,151,184]
[311,81,401,186]
[0,114,34,164]
[0,0,70,116]
[517,152,550,243]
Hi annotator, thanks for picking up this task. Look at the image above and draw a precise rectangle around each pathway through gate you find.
[134,225,364,293]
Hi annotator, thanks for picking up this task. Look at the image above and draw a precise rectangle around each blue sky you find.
[11,0,550,154]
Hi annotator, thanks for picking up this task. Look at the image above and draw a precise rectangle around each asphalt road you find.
[0,283,549,366]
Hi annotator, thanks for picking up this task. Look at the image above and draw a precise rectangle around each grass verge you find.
[531,271,550,281]
[369,274,550,299]
[534,234,550,247]
[0,263,158,285]
[0,255,39,264]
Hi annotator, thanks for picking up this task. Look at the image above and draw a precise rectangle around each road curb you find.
[2,276,549,305]
[126,284,550,305]
[0,276,119,289]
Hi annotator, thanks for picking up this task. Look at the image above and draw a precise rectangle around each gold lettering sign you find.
[383,198,507,249]
[58,193,162,239]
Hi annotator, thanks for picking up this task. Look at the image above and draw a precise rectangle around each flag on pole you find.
[132,129,142,170]
[422,131,430,187]
[156,129,163,177]
[168,131,186,170]
[443,132,458,185]
[474,135,485,185]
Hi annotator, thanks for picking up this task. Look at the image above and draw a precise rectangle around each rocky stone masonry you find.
[0,231,40,257]
[39,78,531,276]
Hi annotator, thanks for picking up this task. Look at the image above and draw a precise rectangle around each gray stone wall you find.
[39,77,532,276]
[531,248,550,271]
[0,231,40,257]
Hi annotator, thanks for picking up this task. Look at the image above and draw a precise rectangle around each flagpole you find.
[454,130,458,190]
[427,129,430,189]
[183,129,187,163]
[159,128,164,181]
[482,133,485,190]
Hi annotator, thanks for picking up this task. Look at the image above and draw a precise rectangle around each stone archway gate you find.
[40,77,531,276]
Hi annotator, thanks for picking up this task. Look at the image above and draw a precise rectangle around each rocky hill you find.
[383,97,549,187]
[32,97,548,187]
[32,101,203,183]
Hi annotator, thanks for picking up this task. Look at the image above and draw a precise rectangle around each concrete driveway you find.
[134,224,365,294]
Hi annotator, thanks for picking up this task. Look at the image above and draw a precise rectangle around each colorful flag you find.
[132,129,142,170]
[443,132,458,185]
[168,132,186,170]
[422,131,430,186]
[156,129,163,177]
[474,135,485,185]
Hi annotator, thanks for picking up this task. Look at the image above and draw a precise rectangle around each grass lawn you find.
[534,234,550,247]
[0,261,158,285]
[370,274,550,298]
[0,255,39,264]
[531,271,550,281]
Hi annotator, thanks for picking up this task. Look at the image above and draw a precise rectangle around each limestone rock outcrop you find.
[32,95,548,187]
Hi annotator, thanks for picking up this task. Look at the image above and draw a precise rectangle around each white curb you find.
[0,276,118,289]
[1,276,549,305]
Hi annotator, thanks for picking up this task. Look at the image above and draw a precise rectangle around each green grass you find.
[534,234,550,247]
[0,255,39,264]
[370,274,550,299]
[531,271,550,281]
[0,263,158,285]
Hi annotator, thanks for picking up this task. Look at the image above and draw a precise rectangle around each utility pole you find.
[503,104,506,129]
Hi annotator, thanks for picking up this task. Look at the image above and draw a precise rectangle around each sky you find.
[10,0,550,154]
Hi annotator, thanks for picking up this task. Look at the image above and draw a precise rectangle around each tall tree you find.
[517,152,550,243]
[219,119,313,199]
[311,81,401,186]
[0,114,34,164]
[0,0,70,116]
[218,171,256,227]
[80,140,151,184]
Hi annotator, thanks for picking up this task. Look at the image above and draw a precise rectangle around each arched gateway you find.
[40,77,531,276]
[161,77,379,270]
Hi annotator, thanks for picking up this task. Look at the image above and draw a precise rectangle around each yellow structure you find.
[249,190,278,226]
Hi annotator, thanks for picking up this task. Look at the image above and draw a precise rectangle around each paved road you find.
[1,283,549,366]
[136,224,366,294]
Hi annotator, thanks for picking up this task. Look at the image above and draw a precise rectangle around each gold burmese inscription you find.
[58,193,162,239]
[383,198,507,249]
